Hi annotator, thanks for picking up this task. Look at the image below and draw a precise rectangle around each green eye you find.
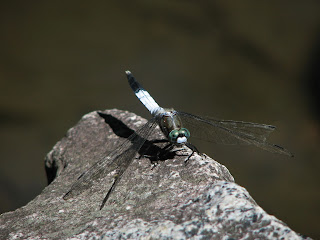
[168,128,190,143]
[179,128,190,139]
[168,130,179,142]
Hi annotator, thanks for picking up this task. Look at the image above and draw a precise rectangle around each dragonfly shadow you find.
[97,112,176,163]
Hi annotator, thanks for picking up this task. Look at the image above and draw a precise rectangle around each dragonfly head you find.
[168,128,190,145]
[158,109,190,145]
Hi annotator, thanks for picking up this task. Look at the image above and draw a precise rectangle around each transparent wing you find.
[63,117,159,200]
[178,111,292,156]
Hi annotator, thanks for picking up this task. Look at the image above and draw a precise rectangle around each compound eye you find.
[179,128,190,139]
[168,129,179,142]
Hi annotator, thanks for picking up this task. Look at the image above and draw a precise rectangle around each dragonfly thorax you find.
[157,109,191,145]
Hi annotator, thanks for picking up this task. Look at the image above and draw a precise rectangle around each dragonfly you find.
[63,71,293,209]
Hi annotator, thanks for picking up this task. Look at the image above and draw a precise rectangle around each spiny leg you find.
[150,143,173,169]
[184,142,200,163]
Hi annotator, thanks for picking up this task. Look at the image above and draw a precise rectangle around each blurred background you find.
[0,1,319,238]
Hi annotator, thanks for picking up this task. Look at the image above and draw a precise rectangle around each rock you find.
[0,109,309,239]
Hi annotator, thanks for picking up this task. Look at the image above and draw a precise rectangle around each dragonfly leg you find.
[158,142,183,157]
[138,139,169,159]
[151,161,159,170]
[149,139,169,144]
[151,143,173,166]
[184,142,200,163]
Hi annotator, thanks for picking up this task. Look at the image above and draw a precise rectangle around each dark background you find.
[1,1,319,238]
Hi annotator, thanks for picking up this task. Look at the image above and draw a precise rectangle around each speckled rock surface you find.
[0,109,309,239]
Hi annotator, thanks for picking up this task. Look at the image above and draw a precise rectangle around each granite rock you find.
[0,109,308,239]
